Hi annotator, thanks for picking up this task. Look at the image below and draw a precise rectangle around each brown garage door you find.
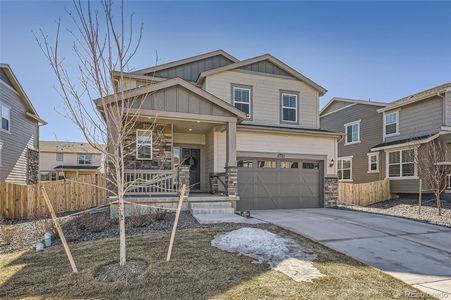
[237,159,322,210]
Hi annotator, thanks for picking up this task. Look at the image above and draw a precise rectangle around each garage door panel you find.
[237,158,321,210]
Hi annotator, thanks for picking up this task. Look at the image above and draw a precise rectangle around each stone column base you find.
[225,166,238,200]
[324,176,338,207]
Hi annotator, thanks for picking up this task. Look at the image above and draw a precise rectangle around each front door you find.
[182,148,201,190]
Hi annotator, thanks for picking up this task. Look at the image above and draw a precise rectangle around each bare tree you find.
[416,140,451,216]
[36,0,162,266]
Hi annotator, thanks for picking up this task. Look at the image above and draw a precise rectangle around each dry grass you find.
[0,225,432,300]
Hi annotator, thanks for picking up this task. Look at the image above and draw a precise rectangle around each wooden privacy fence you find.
[338,179,391,206]
[0,174,106,219]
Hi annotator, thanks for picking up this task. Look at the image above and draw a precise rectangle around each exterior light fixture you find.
[329,159,335,167]
[188,128,193,132]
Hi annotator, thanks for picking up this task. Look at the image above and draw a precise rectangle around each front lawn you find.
[0,225,432,299]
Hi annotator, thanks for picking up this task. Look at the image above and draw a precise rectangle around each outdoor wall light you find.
[329,159,335,167]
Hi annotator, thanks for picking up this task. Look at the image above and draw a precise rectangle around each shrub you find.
[153,208,167,221]
[130,206,153,228]
[0,227,16,245]
[83,213,108,233]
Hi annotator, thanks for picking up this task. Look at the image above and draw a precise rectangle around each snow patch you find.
[211,227,323,282]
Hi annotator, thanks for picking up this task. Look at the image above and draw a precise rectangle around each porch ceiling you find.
[138,116,225,134]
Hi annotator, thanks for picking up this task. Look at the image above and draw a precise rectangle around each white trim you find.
[383,110,400,139]
[232,86,252,118]
[344,120,361,145]
[319,103,357,118]
[0,78,20,95]
[371,133,440,152]
[0,101,11,134]
[367,152,379,173]
[320,97,387,116]
[77,153,93,165]
[281,92,298,123]
[338,156,353,181]
[385,147,417,179]
[136,129,153,160]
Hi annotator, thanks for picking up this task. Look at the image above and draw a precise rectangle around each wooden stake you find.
[166,184,186,262]
[41,186,78,273]
[418,179,422,215]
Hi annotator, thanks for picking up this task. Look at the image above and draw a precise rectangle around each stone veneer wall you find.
[27,148,39,184]
[123,122,172,170]
[324,176,338,207]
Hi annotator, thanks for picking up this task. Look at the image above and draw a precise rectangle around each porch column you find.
[225,121,238,200]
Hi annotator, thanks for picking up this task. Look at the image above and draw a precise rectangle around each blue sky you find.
[1,0,451,141]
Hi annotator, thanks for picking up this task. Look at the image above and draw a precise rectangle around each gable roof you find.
[95,77,247,120]
[131,50,239,75]
[0,63,46,125]
[196,54,327,96]
[320,97,388,116]
[378,82,451,113]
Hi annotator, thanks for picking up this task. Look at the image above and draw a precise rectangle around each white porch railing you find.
[124,169,178,195]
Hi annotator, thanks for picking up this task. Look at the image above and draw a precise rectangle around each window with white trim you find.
[384,111,399,137]
[56,153,63,161]
[232,86,251,118]
[367,153,379,173]
[281,93,298,122]
[136,129,152,160]
[78,154,92,165]
[338,157,352,181]
[344,120,360,145]
[1,103,11,132]
[388,148,415,178]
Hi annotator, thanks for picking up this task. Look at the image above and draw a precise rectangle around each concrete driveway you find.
[252,208,451,297]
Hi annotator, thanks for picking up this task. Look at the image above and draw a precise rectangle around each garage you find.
[236,158,323,210]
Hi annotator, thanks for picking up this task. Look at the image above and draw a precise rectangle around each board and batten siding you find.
[212,130,336,176]
[0,80,39,184]
[384,96,443,143]
[205,70,320,129]
[147,55,235,82]
[321,103,385,184]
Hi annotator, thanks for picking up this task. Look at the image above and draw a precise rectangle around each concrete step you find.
[190,201,232,209]
[190,207,235,215]
[193,214,265,224]
[188,196,230,202]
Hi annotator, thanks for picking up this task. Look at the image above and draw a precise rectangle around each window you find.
[1,103,10,132]
[338,157,352,181]
[173,147,180,170]
[367,153,379,173]
[281,93,298,122]
[388,149,416,178]
[56,153,63,161]
[40,171,57,181]
[384,111,399,137]
[232,86,251,118]
[344,120,360,145]
[238,160,253,168]
[78,154,92,165]
[280,161,299,168]
[257,160,276,168]
[303,162,319,170]
[136,129,152,160]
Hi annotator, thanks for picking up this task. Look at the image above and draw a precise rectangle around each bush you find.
[83,213,108,233]
[130,206,153,228]
[0,227,16,245]
[153,208,167,221]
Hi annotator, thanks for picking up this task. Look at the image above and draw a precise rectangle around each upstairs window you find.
[136,129,153,160]
[56,153,64,161]
[281,93,298,122]
[78,154,92,165]
[232,86,251,118]
[384,111,399,137]
[1,103,10,132]
[344,120,360,145]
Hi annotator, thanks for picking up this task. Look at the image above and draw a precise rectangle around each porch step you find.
[190,201,232,209]
[190,207,235,215]
[192,214,266,224]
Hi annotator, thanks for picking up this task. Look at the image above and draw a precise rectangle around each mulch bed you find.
[95,259,149,283]
[338,197,451,228]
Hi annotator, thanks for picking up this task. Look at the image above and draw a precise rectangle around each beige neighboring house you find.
[0,64,46,184]
[39,141,104,181]
[97,50,341,211]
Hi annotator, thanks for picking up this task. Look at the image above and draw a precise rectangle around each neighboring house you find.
[39,141,104,181]
[320,98,388,184]
[371,83,451,194]
[0,64,46,184]
[97,50,341,210]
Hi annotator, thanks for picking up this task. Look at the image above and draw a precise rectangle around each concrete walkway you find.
[252,208,451,298]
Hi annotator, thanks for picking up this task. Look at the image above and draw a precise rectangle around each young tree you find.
[416,140,451,216]
[36,0,156,266]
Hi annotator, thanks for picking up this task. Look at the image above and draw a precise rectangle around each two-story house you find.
[39,141,104,181]
[97,50,341,211]
[0,64,46,184]
[320,98,388,183]
[371,83,451,194]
